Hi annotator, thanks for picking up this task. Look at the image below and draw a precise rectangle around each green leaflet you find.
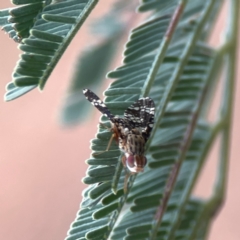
[65,1,223,240]
[1,0,98,101]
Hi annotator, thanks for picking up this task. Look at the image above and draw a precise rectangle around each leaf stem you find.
[150,76,209,239]
[189,0,239,237]
[146,0,218,150]
[111,155,123,194]
[167,53,226,240]
[149,2,220,237]
[142,0,187,97]
[211,0,239,214]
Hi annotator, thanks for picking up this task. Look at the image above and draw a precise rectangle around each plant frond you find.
[112,197,205,240]
[1,0,98,101]
[66,0,221,239]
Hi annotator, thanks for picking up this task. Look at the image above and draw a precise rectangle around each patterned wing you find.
[83,89,114,121]
[141,112,154,141]
[124,97,155,140]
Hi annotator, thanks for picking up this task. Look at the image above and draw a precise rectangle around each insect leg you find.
[93,133,116,156]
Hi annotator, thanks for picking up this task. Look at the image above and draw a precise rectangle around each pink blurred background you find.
[0,1,239,239]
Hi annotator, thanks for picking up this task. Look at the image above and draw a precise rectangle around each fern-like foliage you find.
[65,0,230,240]
[0,0,45,42]
[0,0,98,101]
[1,0,238,239]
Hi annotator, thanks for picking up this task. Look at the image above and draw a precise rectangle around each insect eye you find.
[138,156,147,168]
[126,155,147,173]
[126,155,135,168]
[144,156,147,166]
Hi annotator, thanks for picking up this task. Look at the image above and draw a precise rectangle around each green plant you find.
[0,0,238,239]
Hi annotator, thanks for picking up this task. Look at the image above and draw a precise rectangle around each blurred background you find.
[0,1,239,239]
